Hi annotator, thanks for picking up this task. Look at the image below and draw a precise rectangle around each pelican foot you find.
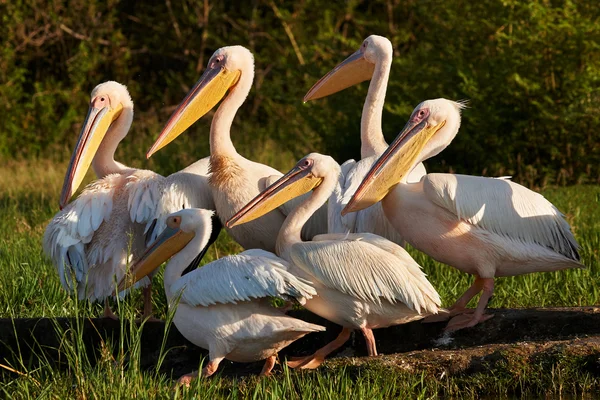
[444,312,494,332]
[176,371,199,387]
[422,307,469,323]
[286,354,324,370]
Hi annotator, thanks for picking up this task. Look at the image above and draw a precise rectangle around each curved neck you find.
[360,54,392,158]
[276,171,338,261]
[163,234,208,301]
[91,107,133,177]
[210,69,254,158]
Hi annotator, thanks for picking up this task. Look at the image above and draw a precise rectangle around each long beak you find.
[146,66,241,158]
[342,118,446,215]
[59,103,124,209]
[303,49,374,102]
[117,226,195,292]
[226,164,323,228]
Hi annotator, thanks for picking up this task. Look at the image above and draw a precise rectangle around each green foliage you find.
[1,1,598,183]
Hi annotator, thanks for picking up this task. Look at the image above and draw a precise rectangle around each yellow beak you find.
[304,49,374,102]
[117,224,195,292]
[342,118,445,215]
[146,66,241,158]
[59,102,124,209]
[226,162,323,228]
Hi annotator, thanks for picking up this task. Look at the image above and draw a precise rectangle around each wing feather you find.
[43,174,122,293]
[424,174,580,260]
[171,249,317,307]
[290,234,440,313]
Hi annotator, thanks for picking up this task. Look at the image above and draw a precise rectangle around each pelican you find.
[343,98,583,331]
[146,46,327,253]
[43,81,214,318]
[119,208,325,384]
[304,35,425,238]
[227,153,442,369]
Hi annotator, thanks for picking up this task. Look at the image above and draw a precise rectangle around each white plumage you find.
[43,82,214,317]
[291,233,439,312]
[228,153,442,369]
[126,208,324,384]
[424,173,579,260]
[172,248,316,307]
[344,98,583,331]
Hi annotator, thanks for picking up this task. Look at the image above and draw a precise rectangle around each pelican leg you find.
[423,276,483,323]
[177,357,223,387]
[103,300,118,320]
[445,278,495,332]
[260,355,277,376]
[287,328,352,370]
[361,327,378,356]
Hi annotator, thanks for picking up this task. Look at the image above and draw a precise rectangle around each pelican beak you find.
[117,224,195,292]
[146,65,241,158]
[342,118,446,215]
[59,102,124,209]
[304,49,374,102]
[226,162,323,228]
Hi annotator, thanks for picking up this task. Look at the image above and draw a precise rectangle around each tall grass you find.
[0,160,598,398]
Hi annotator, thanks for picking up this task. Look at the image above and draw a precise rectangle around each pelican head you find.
[227,153,337,228]
[118,208,214,291]
[343,99,465,214]
[303,35,392,102]
[59,81,132,209]
[147,46,254,158]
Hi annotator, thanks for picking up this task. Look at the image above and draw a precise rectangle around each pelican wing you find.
[290,233,440,313]
[43,173,123,292]
[171,249,317,307]
[424,174,580,260]
[144,159,214,246]
[126,170,164,224]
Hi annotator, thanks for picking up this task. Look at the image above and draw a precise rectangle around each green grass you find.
[0,161,599,398]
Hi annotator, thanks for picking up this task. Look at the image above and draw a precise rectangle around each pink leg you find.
[422,277,483,323]
[287,328,352,370]
[177,357,223,387]
[104,300,118,320]
[361,327,378,356]
[260,355,277,376]
[446,278,495,332]
[451,277,485,311]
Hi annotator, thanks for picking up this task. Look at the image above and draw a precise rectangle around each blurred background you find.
[2,0,599,187]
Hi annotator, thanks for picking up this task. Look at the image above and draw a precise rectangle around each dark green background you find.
[2,0,599,185]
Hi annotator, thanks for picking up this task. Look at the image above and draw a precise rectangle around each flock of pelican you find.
[43,35,582,384]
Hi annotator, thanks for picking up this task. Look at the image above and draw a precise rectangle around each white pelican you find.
[304,35,426,239]
[119,208,325,384]
[146,46,327,253]
[343,98,583,331]
[43,81,214,318]
[227,153,442,369]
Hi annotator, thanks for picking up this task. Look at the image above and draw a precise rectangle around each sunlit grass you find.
[0,160,599,398]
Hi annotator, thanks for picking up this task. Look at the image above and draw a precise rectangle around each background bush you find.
[1,0,599,185]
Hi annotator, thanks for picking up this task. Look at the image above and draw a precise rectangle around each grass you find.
[0,160,599,398]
